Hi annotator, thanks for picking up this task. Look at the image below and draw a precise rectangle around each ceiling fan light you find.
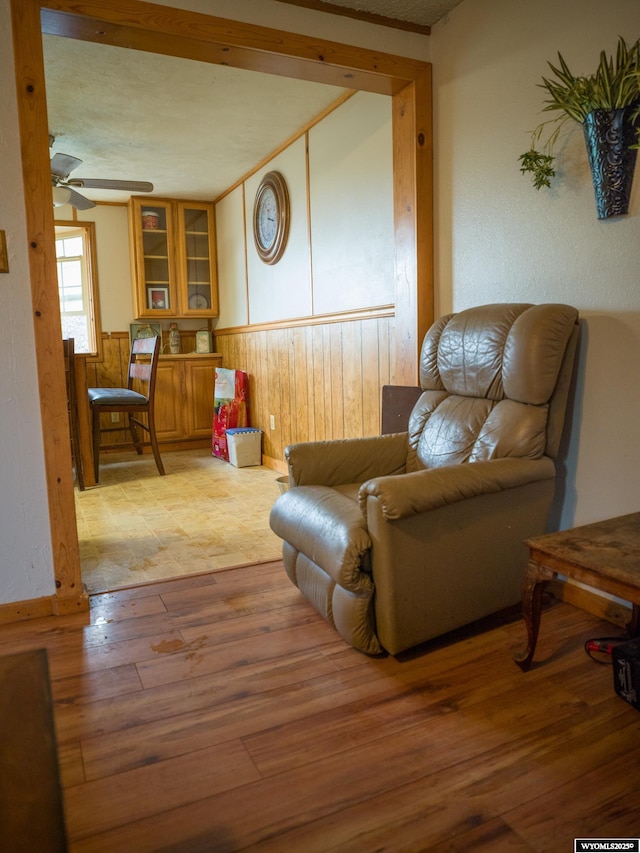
[52,186,72,207]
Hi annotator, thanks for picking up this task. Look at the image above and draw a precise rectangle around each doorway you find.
[12,0,432,610]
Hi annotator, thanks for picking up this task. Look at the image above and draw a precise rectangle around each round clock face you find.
[257,187,278,251]
[189,293,209,310]
[253,171,290,264]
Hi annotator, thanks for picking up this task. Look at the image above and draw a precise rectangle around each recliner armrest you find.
[286,433,408,487]
[359,456,556,521]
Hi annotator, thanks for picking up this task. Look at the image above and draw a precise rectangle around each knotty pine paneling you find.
[214,316,394,466]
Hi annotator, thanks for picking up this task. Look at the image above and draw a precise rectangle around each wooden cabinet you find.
[154,354,222,446]
[129,197,219,319]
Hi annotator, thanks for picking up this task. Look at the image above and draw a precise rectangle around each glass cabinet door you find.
[131,200,176,317]
[178,203,218,316]
[130,197,218,319]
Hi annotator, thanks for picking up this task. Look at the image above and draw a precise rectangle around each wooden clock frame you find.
[253,171,290,265]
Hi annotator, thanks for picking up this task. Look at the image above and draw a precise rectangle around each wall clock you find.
[253,171,290,264]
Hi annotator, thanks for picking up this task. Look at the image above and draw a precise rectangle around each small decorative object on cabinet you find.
[195,330,213,353]
[129,196,219,318]
[169,322,181,354]
[130,323,161,345]
[518,37,640,218]
[253,171,290,264]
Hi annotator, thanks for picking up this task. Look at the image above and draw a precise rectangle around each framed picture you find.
[130,323,161,347]
[147,286,170,310]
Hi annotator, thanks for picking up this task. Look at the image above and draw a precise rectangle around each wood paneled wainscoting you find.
[214,313,396,470]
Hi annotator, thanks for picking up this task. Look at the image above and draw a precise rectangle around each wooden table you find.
[514,512,640,671]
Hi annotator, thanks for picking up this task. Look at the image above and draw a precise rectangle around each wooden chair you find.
[88,335,165,483]
[63,338,85,491]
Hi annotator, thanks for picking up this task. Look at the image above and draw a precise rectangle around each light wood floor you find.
[1,563,638,852]
[75,448,283,593]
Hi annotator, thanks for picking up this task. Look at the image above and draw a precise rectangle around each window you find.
[55,222,101,356]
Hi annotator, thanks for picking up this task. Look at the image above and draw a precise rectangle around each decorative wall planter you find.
[583,107,639,219]
[519,38,640,217]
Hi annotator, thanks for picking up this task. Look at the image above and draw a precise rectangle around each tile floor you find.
[74,448,285,593]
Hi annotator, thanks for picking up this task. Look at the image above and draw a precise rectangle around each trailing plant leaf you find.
[519,36,640,189]
[519,149,556,189]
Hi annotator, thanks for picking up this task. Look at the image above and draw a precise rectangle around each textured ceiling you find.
[44,36,350,203]
[43,0,462,206]
[281,0,463,29]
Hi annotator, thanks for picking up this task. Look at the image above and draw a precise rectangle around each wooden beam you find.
[10,0,86,613]
[392,68,434,383]
[40,0,428,95]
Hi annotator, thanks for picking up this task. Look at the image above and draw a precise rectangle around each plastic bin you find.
[226,428,262,468]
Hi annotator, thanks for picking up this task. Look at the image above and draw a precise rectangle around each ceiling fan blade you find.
[68,178,154,192]
[67,188,96,210]
[50,152,83,180]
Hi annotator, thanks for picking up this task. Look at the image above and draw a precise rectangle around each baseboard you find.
[262,454,288,473]
[0,590,89,626]
[0,595,54,625]
[550,577,632,630]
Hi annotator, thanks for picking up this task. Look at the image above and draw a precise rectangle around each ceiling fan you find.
[50,139,154,210]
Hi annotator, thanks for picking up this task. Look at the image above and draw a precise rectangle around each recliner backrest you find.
[407,303,579,472]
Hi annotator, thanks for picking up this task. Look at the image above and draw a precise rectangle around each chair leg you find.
[128,415,143,456]
[91,405,102,483]
[147,410,165,476]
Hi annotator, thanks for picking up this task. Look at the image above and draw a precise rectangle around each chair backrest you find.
[127,335,161,402]
[407,303,579,472]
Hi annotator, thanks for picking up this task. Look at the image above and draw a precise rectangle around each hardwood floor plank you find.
[504,749,640,849]
[53,646,340,744]
[64,739,261,842]
[88,592,168,622]
[431,818,536,852]
[53,662,142,704]
[2,562,638,852]
[134,620,339,689]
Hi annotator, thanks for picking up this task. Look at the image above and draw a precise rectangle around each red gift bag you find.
[212,368,250,461]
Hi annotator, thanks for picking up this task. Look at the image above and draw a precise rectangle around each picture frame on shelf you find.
[148,287,170,310]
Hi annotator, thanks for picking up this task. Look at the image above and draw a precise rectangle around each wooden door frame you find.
[10,0,433,615]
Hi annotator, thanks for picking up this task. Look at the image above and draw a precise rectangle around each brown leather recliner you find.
[270,303,580,655]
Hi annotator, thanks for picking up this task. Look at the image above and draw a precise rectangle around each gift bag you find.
[212,368,249,461]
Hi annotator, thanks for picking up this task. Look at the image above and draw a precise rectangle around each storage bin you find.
[226,428,262,467]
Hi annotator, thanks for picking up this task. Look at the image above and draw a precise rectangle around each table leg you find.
[626,603,640,638]
[513,560,554,672]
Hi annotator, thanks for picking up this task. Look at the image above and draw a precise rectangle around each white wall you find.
[0,0,55,601]
[431,0,640,528]
[310,92,394,315]
[216,91,394,327]
[55,202,134,332]
[244,137,312,324]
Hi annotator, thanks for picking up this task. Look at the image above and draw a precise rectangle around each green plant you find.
[519,37,640,189]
